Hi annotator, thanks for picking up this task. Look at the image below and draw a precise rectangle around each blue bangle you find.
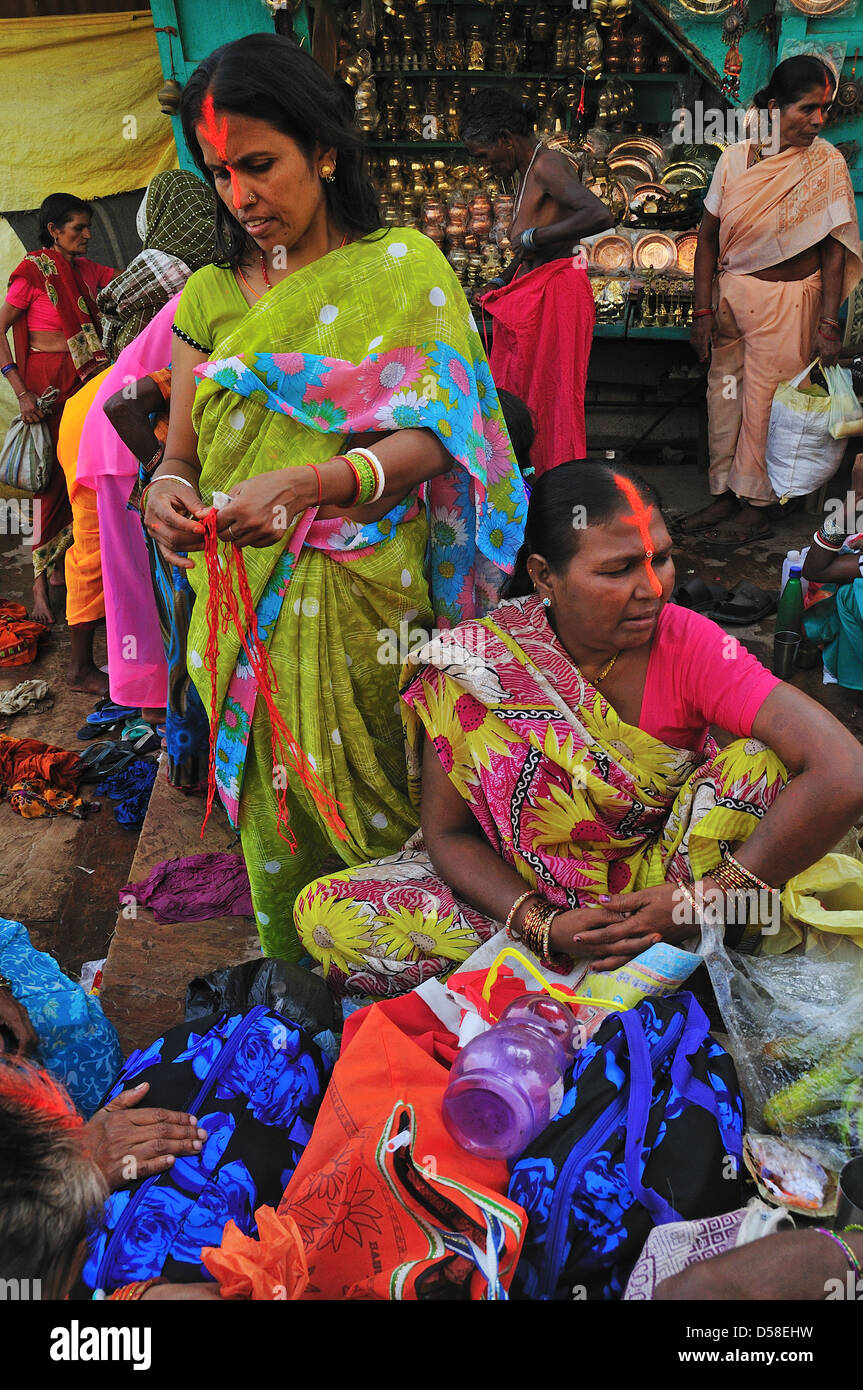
[1,362,17,377]
[521,227,537,252]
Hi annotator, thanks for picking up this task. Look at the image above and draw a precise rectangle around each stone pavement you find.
[99,770,260,1054]
[0,514,138,981]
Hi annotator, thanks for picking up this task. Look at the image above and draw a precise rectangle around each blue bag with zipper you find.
[76,1005,331,1296]
[507,992,744,1301]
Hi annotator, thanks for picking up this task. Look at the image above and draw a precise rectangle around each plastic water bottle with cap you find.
[442,993,584,1160]
[773,564,805,678]
[781,548,809,600]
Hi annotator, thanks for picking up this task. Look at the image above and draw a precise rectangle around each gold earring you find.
[321,163,336,182]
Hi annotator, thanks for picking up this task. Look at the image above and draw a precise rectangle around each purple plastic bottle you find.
[442,993,583,1160]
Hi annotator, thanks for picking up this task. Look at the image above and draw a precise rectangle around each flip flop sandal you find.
[704,582,778,626]
[127,730,162,754]
[78,744,138,784]
[77,740,115,768]
[671,508,739,538]
[86,702,139,727]
[700,523,773,553]
[671,577,731,612]
[77,719,122,741]
[121,717,163,755]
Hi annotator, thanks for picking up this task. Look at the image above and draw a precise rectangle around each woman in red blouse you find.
[0,194,114,626]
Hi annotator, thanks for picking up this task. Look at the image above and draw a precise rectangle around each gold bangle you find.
[505,889,537,939]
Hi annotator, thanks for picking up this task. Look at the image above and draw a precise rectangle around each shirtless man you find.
[460,88,613,475]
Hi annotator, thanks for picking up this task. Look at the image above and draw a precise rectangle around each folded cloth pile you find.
[122,851,253,923]
[0,735,83,818]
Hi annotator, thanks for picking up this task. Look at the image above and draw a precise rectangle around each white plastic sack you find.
[765,359,846,501]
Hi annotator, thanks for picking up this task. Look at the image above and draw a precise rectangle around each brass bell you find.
[157,78,182,116]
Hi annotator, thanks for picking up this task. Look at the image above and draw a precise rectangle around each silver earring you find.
[542,596,551,609]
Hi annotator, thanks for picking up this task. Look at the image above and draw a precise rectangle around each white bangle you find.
[148,474,198,492]
[346,446,386,503]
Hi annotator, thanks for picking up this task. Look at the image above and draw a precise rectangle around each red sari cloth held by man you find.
[479,256,595,477]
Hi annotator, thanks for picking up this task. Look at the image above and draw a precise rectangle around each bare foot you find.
[675,494,739,535]
[32,574,54,626]
[67,666,110,696]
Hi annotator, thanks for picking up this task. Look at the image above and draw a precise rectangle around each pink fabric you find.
[75,295,180,708]
[640,603,779,751]
[7,257,113,333]
[75,294,178,484]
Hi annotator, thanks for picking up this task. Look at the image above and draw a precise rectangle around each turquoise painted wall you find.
[149,0,275,169]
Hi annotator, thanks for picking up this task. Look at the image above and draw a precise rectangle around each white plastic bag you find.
[825,362,863,438]
[765,360,846,501]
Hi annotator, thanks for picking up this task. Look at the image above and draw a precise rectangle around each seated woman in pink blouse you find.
[0,194,113,629]
[295,460,863,998]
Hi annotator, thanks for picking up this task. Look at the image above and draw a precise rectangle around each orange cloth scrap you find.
[0,735,84,818]
[201,1205,309,1300]
[0,602,47,667]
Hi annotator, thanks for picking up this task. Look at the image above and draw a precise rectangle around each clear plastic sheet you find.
[702,915,863,1173]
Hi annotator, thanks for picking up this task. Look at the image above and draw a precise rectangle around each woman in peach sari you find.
[683,56,863,547]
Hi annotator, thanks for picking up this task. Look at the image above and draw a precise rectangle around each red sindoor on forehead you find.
[613,474,663,597]
[199,94,243,206]
[200,93,228,160]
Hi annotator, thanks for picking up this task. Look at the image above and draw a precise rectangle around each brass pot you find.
[530,1,553,43]
[157,78,182,116]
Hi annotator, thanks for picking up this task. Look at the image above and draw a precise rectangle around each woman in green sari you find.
[143,34,527,959]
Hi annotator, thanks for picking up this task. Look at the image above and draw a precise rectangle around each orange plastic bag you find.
[279,1007,526,1300]
[201,1205,309,1301]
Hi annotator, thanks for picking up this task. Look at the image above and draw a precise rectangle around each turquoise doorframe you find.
[148,0,312,170]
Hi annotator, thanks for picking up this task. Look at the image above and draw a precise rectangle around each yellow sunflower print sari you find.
[295,594,788,996]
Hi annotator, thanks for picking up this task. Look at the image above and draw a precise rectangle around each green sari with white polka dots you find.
[177,229,526,957]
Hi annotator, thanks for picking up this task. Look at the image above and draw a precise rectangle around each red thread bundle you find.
[200,509,347,849]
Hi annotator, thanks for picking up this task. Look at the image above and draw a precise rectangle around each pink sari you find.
[74,296,178,708]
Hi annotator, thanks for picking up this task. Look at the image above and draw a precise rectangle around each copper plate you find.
[631,182,673,209]
[591,233,634,272]
[674,231,699,275]
[788,0,851,11]
[676,0,731,12]
[633,233,677,272]
[610,136,665,164]
[678,142,722,166]
[660,161,709,189]
[609,153,657,183]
